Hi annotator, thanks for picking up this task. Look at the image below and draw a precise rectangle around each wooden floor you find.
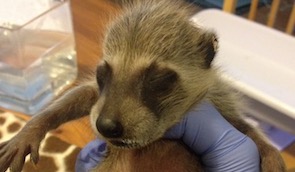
[3,0,295,171]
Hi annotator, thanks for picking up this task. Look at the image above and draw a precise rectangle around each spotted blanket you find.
[0,110,81,172]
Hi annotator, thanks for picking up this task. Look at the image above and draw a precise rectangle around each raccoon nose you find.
[96,118,123,138]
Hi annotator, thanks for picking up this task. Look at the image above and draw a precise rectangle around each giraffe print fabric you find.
[0,111,81,172]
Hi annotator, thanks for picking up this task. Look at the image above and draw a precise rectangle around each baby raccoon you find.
[0,0,285,172]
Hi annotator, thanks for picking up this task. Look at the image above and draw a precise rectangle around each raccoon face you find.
[90,54,213,149]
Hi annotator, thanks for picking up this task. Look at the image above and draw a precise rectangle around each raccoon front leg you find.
[0,81,99,172]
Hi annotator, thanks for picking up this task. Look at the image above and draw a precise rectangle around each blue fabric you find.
[75,101,260,172]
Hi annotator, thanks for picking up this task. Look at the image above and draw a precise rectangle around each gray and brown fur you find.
[0,0,285,172]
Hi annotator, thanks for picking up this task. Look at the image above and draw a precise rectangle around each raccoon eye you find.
[141,67,179,115]
[148,69,178,94]
[96,60,111,92]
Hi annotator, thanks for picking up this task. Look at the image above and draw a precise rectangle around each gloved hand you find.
[75,101,260,172]
[165,101,260,171]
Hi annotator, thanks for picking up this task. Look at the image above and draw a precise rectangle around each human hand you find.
[165,101,260,171]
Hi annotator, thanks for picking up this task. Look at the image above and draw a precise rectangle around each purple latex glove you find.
[165,101,260,171]
[75,101,260,172]
[75,140,107,172]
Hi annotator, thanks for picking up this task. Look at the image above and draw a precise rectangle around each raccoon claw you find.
[0,132,42,172]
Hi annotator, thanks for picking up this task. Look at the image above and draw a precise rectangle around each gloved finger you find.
[75,139,107,172]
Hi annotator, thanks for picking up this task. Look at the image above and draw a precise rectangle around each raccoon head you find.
[90,2,218,149]
[90,33,217,149]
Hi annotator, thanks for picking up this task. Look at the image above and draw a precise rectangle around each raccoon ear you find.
[198,31,218,69]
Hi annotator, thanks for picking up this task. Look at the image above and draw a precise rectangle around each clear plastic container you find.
[0,0,77,115]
